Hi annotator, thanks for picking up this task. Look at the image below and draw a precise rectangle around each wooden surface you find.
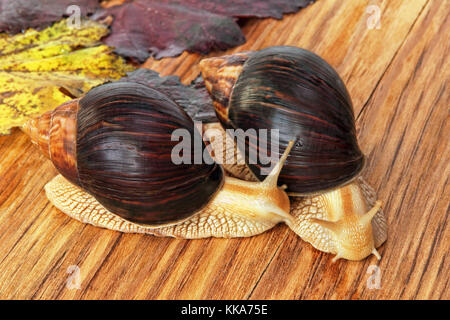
[0,0,448,299]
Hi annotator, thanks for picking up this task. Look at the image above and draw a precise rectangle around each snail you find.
[20,46,387,262]
[22,81,295,238]
[199,46,387,261]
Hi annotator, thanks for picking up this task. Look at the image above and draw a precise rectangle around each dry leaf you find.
[0,18,134,135]
[1,0,316,61]
[120,68,216,122]
[0,0,100,33]
[156,0,315,19]
[93,0,316,61]
[93,0,244,61]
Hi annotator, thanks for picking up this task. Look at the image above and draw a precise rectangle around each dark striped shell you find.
[200,46,364,194]
[31,82,224,226]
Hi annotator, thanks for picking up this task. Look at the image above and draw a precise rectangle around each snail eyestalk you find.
[360,200,382,226]
[217,139,296,227]
[255,140,296,224]
[262,140,295,188]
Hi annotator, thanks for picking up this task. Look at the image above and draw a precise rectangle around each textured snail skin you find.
[200,46,365,195]
[44,173,291,238]
[24,82,224,226]
[204,123,386,261]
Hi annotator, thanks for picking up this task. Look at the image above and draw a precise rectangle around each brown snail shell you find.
[200,46,365,195]
[23,81,224,226]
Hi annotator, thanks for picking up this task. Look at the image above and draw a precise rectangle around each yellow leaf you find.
[0,18,134,135]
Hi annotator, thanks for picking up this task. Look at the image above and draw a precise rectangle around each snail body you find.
[203,122,386,261]
[200,46,387,261]
[289,178,385,262]
[23,81,294,236]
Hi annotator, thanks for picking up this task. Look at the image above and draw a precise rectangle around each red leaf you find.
[93,0,245,61]
[94,0,315,61]
[156,0,314,19]
[0,0,100,33]
[0,0,315,61]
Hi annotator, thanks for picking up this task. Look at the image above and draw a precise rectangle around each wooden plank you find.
[0,0,446,299]
[249,0,449,299]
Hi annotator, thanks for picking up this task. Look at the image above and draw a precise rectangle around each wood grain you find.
[0,0,448,299]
